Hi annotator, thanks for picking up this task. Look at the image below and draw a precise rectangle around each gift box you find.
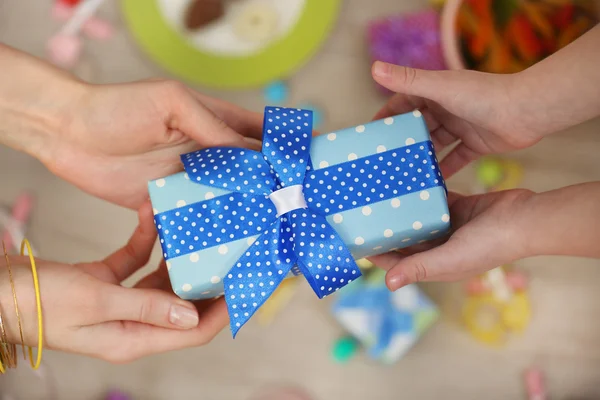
[148,107,450,335]
[332,269,439,364]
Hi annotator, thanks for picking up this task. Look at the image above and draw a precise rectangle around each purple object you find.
[368,9,447,95]
[106,391,131,400]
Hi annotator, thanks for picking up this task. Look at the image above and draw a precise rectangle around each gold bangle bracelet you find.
[0,309,16,369]
[21,239,43,370]
[2,241,25,359]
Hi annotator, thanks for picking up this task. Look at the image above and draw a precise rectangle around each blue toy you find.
[263,81,289,105]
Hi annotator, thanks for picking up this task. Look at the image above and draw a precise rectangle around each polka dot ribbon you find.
[154,106,445,337]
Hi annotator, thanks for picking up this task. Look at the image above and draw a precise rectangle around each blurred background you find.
[1,0,600,399]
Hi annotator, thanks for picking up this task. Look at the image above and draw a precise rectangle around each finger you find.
[187,90,265,141]
[164,82,248,148]
[379,239,469,291]
[134,260,171,291]
[142,298,228,351]
[95,298,229,363]
[102,201,156,283]
[372,62,458,104]
[430,125,458,153]
[439,142,481,179]
[102,285,200,330]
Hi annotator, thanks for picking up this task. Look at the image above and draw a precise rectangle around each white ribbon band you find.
[268,184,308,217]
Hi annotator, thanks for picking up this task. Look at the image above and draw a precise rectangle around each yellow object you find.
[502,292,531,332]
[233,3,279,44]
[256,277,299,326]
[20,239,43,370]
[429,0,447,9]
[355,258,374,269]
[492,159,523,191]
[463,294,506,345]
[463,290,532,346]
[3,241,25,359]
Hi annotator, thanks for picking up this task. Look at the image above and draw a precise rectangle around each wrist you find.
[505,71,553,142]
[516,183,600,259]
[0,44,88,160]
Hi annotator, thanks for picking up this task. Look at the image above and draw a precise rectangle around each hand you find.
[370,189,535,291]
[39,80,263,209]
[371,62,544,177]
[0,202,228,363]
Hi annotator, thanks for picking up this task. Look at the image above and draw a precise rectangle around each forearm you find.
[522,182,600,259]
[0,44,82,157]
[512,24,600,138]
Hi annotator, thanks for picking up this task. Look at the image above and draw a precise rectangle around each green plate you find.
[121,0,341,89]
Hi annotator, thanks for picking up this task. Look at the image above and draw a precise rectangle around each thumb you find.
[164,82,248,149]
[102,286,200,330]
[377,239,472,291]
[371,62,446,99]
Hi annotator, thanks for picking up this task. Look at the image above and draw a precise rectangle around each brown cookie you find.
[184,0,225,31]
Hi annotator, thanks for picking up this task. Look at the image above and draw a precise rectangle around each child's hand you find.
[371,62,543,177]
[372,182,600,290]
[370,189,536,290]
[0,202,228,363]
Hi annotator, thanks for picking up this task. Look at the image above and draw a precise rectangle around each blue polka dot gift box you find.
[332,269,439,364]
[148,107,450,337]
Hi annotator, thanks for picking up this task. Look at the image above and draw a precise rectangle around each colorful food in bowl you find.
[441,0,598,73]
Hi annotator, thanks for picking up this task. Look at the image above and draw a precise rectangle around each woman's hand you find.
[41,80,264,209]
[0,202,228,363]
[371,62,543,178]
[0,43,264,209]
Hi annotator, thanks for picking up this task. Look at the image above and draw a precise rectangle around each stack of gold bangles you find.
[0,239,43,373]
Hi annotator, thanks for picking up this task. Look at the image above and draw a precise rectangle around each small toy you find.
[263,81,289,105]
[52,0,113,40]
[48,0,112,69]
[462,266,532,346]
[105,390,131,400]
[331,336,359,364]
[0,193,36,255]
[355,258,374,271]
[368,10,447,94]
[332,269,439,364]
[1,192,33,253]
[475,157,523,192]
[524,367,547,400]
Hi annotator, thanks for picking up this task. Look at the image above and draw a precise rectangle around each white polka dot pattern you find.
[153,106,449,337]
[223,210,360,336]
[304,141,442,215]
[159,141,443,260]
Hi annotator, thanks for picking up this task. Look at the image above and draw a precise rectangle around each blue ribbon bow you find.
[154,106,444,337]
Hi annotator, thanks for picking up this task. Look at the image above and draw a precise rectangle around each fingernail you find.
[169,305,199,328]
[372,61,391,78]
[387,273,407,291]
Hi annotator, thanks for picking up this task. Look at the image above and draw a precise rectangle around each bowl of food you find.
[441,0,599,72]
